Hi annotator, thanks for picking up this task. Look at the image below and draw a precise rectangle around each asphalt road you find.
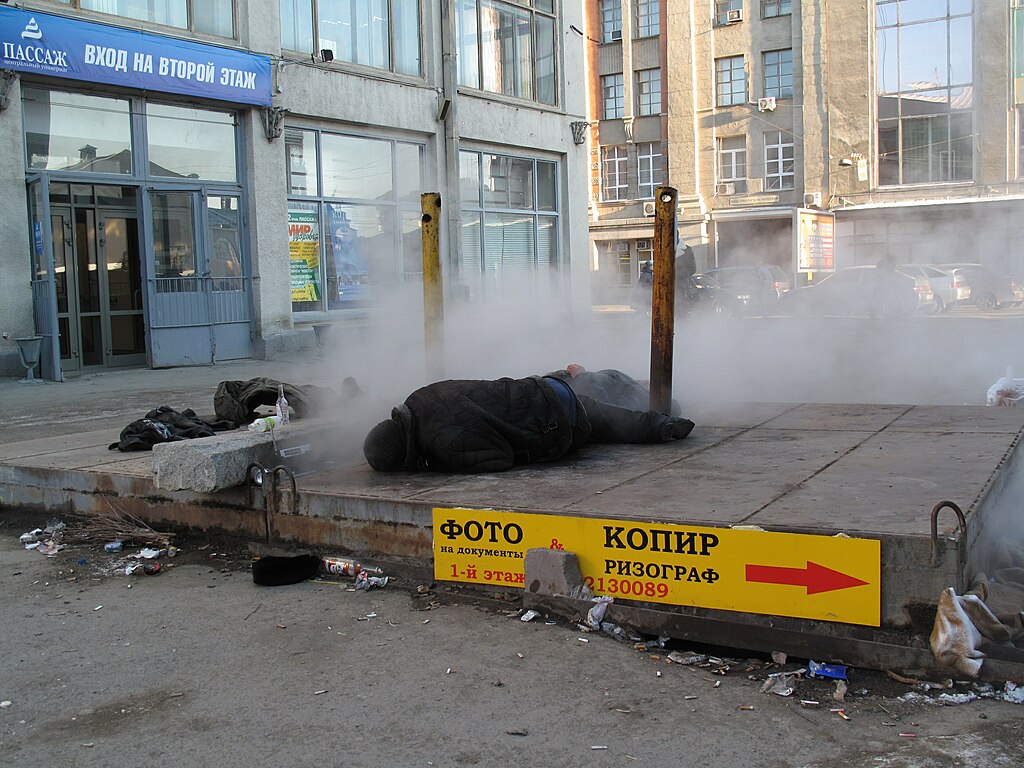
[1,520,1021,768]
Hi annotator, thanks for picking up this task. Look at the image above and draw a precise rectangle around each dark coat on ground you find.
[214,377,355,424]
[108,406,237,452]
[394,376,676,472]
[399,376,589,473]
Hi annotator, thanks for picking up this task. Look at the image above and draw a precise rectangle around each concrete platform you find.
[2,400,1023,678]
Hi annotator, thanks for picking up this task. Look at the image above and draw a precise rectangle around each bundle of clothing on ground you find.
[108,376,362,452]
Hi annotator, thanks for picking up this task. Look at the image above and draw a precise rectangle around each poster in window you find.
[327,203,368,304]
[289,209,320,302]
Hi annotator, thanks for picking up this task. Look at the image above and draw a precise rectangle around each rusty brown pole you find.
[421,192,444,380]
[649,186,677,413]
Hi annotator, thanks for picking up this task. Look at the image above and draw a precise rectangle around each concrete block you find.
[524,547,584,597]
[153,428,279,492]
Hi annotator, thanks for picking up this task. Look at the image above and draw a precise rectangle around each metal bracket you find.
[570,120,589,145]
[930,500,966,569]
[247,462,299,541]
[0,70,19,112]
[259,105,288,141]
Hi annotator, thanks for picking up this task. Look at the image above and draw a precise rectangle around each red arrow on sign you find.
[745,562,870,595]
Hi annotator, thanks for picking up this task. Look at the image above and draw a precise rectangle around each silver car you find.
[896,264,955,313]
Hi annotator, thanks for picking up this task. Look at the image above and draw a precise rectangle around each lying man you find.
[543,363,682,416]
[362,374,694,473]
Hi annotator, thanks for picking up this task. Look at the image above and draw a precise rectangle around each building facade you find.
[0,0,590,379]
[584,0,1024,303]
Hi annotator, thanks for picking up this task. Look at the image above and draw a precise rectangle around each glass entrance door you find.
[49,185,144,370]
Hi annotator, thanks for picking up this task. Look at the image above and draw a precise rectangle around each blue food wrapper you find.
[807,660,848,680]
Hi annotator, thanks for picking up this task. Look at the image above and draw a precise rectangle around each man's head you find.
[363,418,407,471]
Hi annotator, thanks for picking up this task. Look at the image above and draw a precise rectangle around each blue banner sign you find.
[0,7,272,106]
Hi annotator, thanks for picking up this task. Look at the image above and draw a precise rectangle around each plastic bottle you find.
[321,557,384,577]
[276,384,290,425]
[248,415,282,433]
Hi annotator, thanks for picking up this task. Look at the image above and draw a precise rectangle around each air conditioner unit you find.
[757,97,777,112]
[716,182,735,195]
[642,201,656,216]
[746,178,763,193]
[803,192,823,208]
[610,29,622,41]
[727,8,743,23]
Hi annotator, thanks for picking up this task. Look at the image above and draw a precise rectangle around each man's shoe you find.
[661,418,695,441]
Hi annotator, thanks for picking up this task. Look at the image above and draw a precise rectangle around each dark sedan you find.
[691,266,791,317]
[780,265,933,318]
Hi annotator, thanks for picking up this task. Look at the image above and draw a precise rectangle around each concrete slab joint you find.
[524,547,585,597]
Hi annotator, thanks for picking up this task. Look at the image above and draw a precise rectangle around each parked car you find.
[779,265,933,318]
[896,264,955,313]
[938,263,1024,310]
[691,265,791,317]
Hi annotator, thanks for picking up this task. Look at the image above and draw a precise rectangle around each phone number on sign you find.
[583,575,669,598]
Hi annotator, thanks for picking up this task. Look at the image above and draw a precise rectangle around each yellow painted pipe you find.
[421,193,444,380]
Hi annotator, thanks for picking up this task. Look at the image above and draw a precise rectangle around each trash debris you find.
[0,701,11,709]
[833,680,848,702]
[737,705,755,711]
[760,672,801,697]
[668,651,708,666]
[986,367,1024,407]
[590,746,608,751]
[104,541,124,553]
[831,709,851,721]
[20,529,42,544]
[770,651,787,665]
[807,660,848,680]
[600,622,630,643]
[999,681,1024,704]
[506,728,528,736]
[354,571,388,591]
[143,562,162,576]
[520,610,540,622]
[799,700,819,706]
[586,595,613,629]
[322,557,384,578]
[314,689,328,695]
[248,415,283,433]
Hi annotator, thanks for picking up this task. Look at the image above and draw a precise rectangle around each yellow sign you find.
[433,508,880,626]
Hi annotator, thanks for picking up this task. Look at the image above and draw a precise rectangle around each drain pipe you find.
[439,1,462,349]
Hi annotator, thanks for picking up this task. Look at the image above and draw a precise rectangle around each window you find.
[457,0,557,105]
[69,0,235,37]
[637,142,662,199]
[636,69,661,116]
[285,127,424,312]
[601,0,623,42]
[763,49,793,99]
[1018,106,1024,179]
[761,0,790,18]
[602,74,625,119]
[146,104,238,182]
[716,56,746,106]
[635,0,659,37]
[459,150,560,300]
[715,0,742,25]
[764,130,794,190]
[282,0,421,76]
[601,145,629,201]
[22,88,132,173]
[876,0,973,185]
[717,136,747,193]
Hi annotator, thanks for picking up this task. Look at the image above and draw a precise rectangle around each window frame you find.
[764,130,795,190]
[285,125,426,314]
[635,0,659,38]
[875,0,974,186]
[458,148,562,299]
[717,136,747,193]
[635,68,661,116]
[636,141,662,199]
[601,145,629,202]
[715,55,746,107]
[456,0,558,105]
[281,0,422,78]
[601,0,624,43]
[715,0,743,25]
[762,49,793,99]
[760,0,791,19]
[602,73,626,119]
[62,0,236,38]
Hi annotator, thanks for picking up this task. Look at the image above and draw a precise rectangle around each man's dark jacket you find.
[399,377,589,473]
[396,376,674,473]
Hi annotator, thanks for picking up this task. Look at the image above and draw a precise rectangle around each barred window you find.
[636,69,661,116]
[716,56,746,106]
[601,145,629,201]
[602,73,625,119]
[637,142,662,199]
[635,0,659,37]
[761,0,790,19]
[764,130,794,190]
[763,49,793,99]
